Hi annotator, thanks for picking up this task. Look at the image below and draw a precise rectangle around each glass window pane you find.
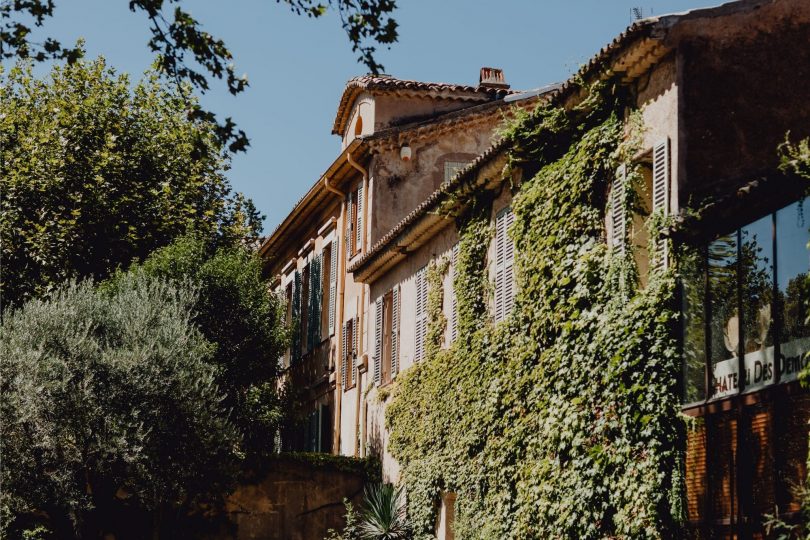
[740,216,775,393]
[682,247,707,404]
[709,234,740,400]
[777,199,810,382]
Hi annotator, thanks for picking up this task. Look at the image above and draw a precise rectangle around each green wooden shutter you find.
[292,270,301,363]
[346,192,353,259]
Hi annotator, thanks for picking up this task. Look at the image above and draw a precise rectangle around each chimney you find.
[479,67,509,89]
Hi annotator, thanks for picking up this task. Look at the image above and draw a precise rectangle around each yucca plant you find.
[357,483,411,540]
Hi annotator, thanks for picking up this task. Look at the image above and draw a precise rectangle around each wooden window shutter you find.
[310,253,322,345]
[392,286,400,376]
[450,244,459,342]
[292,270,301,362]
[414,267,427,362]
[356,184,364,253]
[494,208,507,322]
[611,164,627,254]
[352,316,359,371]
[652,138,671,270]
[503,209,516,317]
[374,297,383,385]
[341,320,348,389]
[346,192,353,259]
[328,242,338,336]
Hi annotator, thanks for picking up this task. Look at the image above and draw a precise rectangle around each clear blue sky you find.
[22,0,718,233]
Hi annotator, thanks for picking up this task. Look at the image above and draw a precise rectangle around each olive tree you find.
[0,275,239,538]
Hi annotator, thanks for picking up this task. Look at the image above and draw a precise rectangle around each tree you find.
[0,57,261,309]
[0,0,399,152]
[0,274,240,538]
[117,233,289,462]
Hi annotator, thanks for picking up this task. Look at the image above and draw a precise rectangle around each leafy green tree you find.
[117,233,289,462]
[0,274,239,538]
[0,57,261,309]
[1,0,399,151]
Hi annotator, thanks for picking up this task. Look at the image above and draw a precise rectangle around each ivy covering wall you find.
[386,80,685,539]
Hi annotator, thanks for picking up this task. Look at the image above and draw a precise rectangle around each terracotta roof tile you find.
[332,74,517,135]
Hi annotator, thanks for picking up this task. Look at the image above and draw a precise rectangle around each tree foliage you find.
[0,274,239,538]
[0,0,399,152]
[116,233,289,462]
[0,57,261,309]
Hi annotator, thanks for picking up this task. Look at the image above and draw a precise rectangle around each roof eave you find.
[259,137,367,261]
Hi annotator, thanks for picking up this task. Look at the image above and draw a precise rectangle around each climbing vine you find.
[425,258,450,361]
[387,79,685,539]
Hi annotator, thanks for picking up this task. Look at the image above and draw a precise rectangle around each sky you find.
[19,0,719,233]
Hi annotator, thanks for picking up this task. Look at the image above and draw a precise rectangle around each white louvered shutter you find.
[341,321,348,389]
[374,297,383,385]
[414,267,427,362]
[503,209,516,317]
[356,184,364,253]
[611,164,627,254]
[352,316,359,371]
[450,244,459,342]
[652,138,671,270]
[494,208,507,322]
[328,242,338,336]
[392,286,400,376]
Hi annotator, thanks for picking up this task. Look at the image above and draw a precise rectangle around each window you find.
[285,281,293,367]
[300,263,310,356]
[444,161,469,183]
[681,198,810,404]
[346,184,364,258]
[374,288,400,385]
[494,206,516,322]
[414,267,428,362]
[321,244,332,338]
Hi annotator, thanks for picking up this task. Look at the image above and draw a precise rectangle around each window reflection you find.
[740,216,774,392]
[682,197,810,404]
[777,199,810,382]
[709,234,739,399]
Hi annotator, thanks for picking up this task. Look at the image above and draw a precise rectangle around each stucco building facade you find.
[261,1,810,537]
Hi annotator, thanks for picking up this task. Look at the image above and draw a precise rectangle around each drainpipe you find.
[323,174,345,454]
[347,151,369,457]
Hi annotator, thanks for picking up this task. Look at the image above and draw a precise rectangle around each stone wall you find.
[193,454,375,540]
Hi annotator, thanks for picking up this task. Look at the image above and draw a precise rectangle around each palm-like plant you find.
[357,483,411,540]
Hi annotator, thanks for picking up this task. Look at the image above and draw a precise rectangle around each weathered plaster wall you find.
[369,119,499,247]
